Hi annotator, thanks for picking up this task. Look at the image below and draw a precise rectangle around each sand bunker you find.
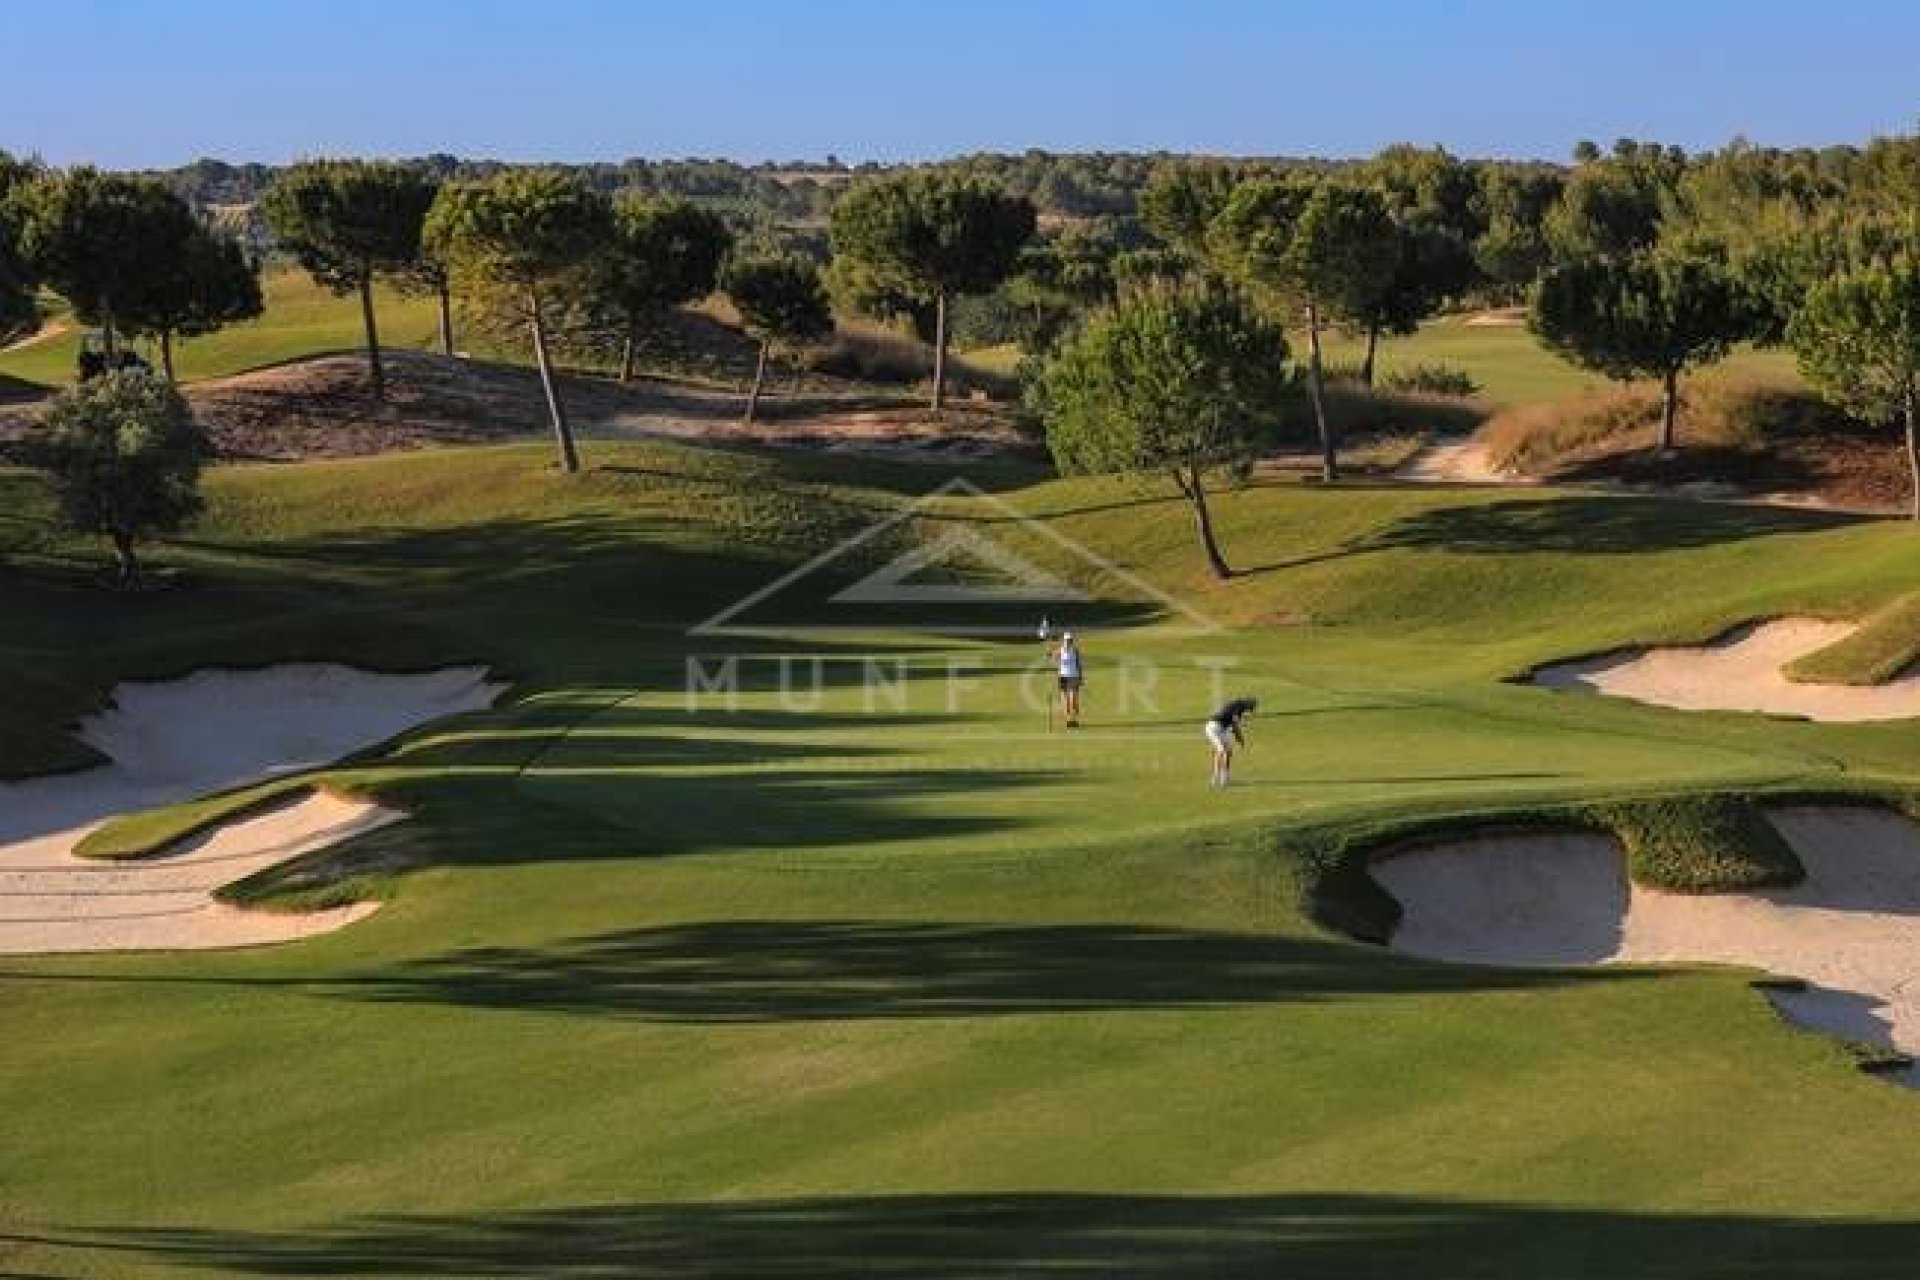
[1532,618,1920,722]
[1375,806,1920,1085]
[0,664,501,953]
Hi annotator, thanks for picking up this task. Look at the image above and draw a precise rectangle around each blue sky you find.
[8,0,1917,167]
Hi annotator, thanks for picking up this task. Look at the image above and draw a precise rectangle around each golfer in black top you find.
[1205,697,1257,788]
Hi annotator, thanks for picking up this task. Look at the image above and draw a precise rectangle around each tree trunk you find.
[358,271,385,401]
[1305,300,1337,482]
[745,338,770,425]
[436,281,455,357]
[930,290,948,416]
[619,330,636,384]
[110,529,138,586]
[529,291,581,474]
[1906,382,1920,523]
[1360,325,1380,388]
[1658,366,1680,454]
[1174,468,1233,580]
[101,313,117,361]
[159,331,176,383]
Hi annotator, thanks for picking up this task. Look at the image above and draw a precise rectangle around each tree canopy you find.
[829,171,1035,412]
[123,227,263,382]
[722,254,833,424]
[1139,162,1245,258]
[425,169,614,473]
[1474,165,1564,300]
[1789,249,1920,519]
[1532,247,1754,451]
[1003,223,1125,352]
[0,150,39,342]
[262,159,439,399]
[1543,146,1682,263]
[18,168,198,355]
[594,196,733,381]
[1211,178,1395,479]
[1037,280,1289,578]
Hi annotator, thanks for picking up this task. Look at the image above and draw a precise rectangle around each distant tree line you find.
[7,134,1920,581]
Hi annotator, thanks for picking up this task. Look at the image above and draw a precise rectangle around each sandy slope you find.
[0,664,501,953]
[0,790,393,952]
[1397,439,1516,484]
[1374,806,1920,1085]
[0,351,1028,462]
[1532,618,1920,723]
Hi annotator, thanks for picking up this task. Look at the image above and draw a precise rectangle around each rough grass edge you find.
[1784,593,1920,687]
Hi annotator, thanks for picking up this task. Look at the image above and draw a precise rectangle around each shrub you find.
[27,371,207,583]
[1316,359,1369,386]
[1308,380,1487,443]
[805,322,1017,399]
[1382,362,1481,397]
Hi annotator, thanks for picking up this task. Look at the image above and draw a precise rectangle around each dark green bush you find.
[1382,362,1481,397]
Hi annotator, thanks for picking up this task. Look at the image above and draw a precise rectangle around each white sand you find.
[1375,806,1920,1085]
[1399,439,1516,485]
[0,664,502,953]
[1532,618,1920,723]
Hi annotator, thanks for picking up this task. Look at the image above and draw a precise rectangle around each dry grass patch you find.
[1481,372,1914,510]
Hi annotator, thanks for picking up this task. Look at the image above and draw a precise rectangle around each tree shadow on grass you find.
[1354,494,1858,556]
[230,752,1061,905]
[1232,490,1862,576]
[34,1191,1920,1278]
[510,765,1052,854]
[329,919,1641,1022]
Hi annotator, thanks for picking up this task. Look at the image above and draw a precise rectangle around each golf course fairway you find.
[5,439,1920,1278]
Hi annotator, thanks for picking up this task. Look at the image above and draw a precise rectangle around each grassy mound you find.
[1590,795,1803,893]
[1786,593,1920,686]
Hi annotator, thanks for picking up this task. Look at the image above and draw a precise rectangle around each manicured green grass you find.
[1317,316,1800,406]
[1787,592,1920,686]
[977,318,1793,408]
[4,442,1920,1277]
[0,269,440,388]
